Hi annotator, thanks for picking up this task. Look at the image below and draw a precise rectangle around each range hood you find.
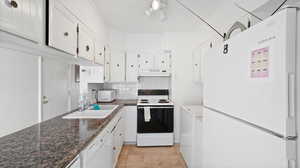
[138,69,171,77]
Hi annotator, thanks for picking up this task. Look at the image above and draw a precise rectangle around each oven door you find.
[137,106,174,133]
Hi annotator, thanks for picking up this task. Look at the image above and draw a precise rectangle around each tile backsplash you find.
[103,83,138,99]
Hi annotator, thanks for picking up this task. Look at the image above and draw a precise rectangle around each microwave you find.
[98,90,116,102]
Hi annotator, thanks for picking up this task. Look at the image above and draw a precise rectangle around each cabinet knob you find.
[145,61,148,63]
[130,65,134,68]
[113,146,116,150]
[99,53,102,56]
[7,0,18,8]
[86,45,90,52]
[161,61,165,63]
[117,64,120,67]
[64,32,69,37]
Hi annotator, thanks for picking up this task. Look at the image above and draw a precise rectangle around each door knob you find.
[42,96,49,104]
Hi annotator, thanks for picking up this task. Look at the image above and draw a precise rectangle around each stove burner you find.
[158,99,169,103]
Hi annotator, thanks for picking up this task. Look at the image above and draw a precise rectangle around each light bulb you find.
[152,0,160,10]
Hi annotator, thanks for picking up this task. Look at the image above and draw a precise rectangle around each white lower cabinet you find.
[180,105,203,168]
[124,106,137,143]
[81,109,125,168]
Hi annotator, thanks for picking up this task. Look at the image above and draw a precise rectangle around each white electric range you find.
[136,89,174,147]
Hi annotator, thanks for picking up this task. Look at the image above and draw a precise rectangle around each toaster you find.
[98,90,116,102]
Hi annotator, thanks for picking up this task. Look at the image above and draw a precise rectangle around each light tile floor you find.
[116,144,187,168]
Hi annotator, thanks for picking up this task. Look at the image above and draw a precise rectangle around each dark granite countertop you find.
[0,99,137,168]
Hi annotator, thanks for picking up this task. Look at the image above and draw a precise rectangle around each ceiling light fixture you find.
[152,0,161,10]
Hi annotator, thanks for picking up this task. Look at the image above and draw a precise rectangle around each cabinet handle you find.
[100,139,103,142]
[145,61,148,63]
[99,52,102,56]
[161,61,165,63]
[117,64,120,67]
[130,65,134,68]
[7,0,18,8]
[64,32,69,37]
[113,146,116,150]
[42,96,49,104]
[86,45,90,52]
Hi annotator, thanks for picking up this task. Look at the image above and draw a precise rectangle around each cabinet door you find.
[110,50,125,82]
[48,1,77,55]
[124,106,137,142]
[78,24,95,61]
[0,0,42,42]
[138,52,154,71]
[157,52,171,73]
[126,52,138,82]
[192,47,202,83]
[95,43,105,65]
[104,47,111,82]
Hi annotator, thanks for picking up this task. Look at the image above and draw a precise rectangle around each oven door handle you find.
[138,107,174,109]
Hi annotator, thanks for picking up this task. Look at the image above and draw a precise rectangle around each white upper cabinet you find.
[48,0,77,55]
[95,43,105,65]
[138,52,154,71]
[80,66,104,84]
[126,52,138,82]
[78,24,95,61]
[156,51,171,73]
[0,0,42,42]
[110,50,126,82]
[104,46,111,82]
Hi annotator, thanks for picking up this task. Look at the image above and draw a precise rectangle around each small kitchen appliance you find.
[97,90,116,103]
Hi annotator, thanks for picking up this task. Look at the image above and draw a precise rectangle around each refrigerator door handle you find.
[286,139,297,168]
[287,73,296,137]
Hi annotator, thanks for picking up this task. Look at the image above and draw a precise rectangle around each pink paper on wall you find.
[250,47,269,78]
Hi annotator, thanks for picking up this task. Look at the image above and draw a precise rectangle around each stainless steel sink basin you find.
[63,105,119,119]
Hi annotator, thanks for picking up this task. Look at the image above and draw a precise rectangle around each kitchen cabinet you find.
[112,116,125,167]
[124,106,137,143]
[0,0,42,42]
[78,24,95,61]
[138,52,154,71]
[82,129,113,168]
[192,48,201,83]
[80,66,104,84]
[126,52,139,82]
[104,46,111,82]
[110,50,126,82]
[94,43,105,65]
[48,0,77,55]
[180,105,202,168]
[156,51,171,73]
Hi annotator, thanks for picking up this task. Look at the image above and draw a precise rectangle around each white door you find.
[42,57,70,121]
[78,24,95,61]
[202,108,289,168]
[203,9,296,137]
[0,0,42,42]
[48,0,77,55]
[110,50,125,82]
[126,52,138,82]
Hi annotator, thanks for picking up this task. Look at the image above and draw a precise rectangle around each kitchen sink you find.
[63,105,119,119]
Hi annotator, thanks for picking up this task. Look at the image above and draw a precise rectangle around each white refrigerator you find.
[202,7,299,168]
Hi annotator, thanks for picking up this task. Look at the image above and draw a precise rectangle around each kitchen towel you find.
[144,107,151,122]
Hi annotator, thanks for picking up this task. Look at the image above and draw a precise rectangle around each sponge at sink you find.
[92,104,101,110]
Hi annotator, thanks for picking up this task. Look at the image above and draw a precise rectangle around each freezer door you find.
[202,108,296,168]
[203,8,297,137]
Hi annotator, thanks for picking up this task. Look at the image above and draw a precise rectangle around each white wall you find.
[0,48,39,137]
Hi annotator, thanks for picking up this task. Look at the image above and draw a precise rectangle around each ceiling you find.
[93,0,296,34]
